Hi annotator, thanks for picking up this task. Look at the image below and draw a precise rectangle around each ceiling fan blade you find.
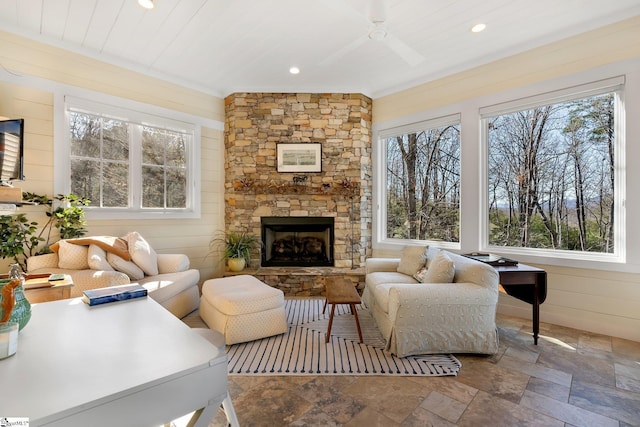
[319,34,369,67]
[383,34,426,67]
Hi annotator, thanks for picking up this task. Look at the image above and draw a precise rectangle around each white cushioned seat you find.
[200,275,288,345]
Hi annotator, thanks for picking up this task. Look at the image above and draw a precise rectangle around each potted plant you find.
[210,230,260,272]
[0,193,90,271]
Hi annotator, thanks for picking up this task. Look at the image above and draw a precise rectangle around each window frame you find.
[479,76,626,264]
[372,69,632,271]
[376,113,462,250]
[56,94,202,220]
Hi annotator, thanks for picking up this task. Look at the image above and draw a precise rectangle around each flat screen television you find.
[0,119,25,185]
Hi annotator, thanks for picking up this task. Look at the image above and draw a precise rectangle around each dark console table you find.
[494,263,547,345]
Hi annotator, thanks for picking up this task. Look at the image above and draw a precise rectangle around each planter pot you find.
[228,258,246,272]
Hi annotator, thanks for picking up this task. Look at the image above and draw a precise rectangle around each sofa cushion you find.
[366,271,419,288]
[157,254,190,274]
[366,271,418,314]
[396,244,428,276]
[57,240,90,270]
[87,245,114,271]
[422,250,455,283]
[27,253,59,272]
[127,231,158,276]
[107,252,145,280]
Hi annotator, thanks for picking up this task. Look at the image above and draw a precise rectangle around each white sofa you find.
[363,246,499,357]
[27,233,200,319]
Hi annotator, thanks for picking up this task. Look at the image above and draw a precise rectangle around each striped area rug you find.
[226,298,461,376]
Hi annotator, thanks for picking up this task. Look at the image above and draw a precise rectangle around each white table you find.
[0,297,234,427]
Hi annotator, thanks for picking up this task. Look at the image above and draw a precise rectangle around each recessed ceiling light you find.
[138,0,154,10]
[471,23,486,33]
[289,66,300,75]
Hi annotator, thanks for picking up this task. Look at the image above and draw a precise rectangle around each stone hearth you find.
[223,266,365,297]
[224,93,373,269]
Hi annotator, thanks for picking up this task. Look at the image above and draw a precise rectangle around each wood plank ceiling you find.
[0,0,639,97]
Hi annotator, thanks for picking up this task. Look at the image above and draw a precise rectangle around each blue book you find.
[82,284,148,306]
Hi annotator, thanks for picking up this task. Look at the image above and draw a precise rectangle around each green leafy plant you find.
[48,193,91,240]
[210,230,261,264]
[0,214,41,270]
[0,193,91,270]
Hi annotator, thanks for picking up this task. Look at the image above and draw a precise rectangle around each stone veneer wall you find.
[224,93,372,269]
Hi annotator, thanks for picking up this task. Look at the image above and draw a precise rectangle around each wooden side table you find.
[494,264,547,345]
[23,275,74,303]
[323,277,363,343]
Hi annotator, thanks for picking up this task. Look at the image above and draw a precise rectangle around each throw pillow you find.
[422,250,455,283]
[413,266,428,283]
[57,240,90,270]
[87,244,114,271]
[106,252,145,280]
[396,244,429,276]
[126,231,158,276]
[27,253,59,272]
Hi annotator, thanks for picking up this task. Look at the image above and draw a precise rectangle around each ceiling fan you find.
[320,0,426,67]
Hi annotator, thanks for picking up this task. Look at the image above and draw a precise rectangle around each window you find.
[69,111,130,207]
[140,126,188,209]
[381,115,461,243]
[482,77,624,256]
[62,96,199,219]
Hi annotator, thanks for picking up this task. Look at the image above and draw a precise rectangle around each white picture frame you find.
[276,143,322,173]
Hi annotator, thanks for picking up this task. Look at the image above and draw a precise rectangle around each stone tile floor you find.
[193,312,640,426]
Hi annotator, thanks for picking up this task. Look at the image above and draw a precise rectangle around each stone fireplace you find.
[224,92,372,276]
[261,216,334,267]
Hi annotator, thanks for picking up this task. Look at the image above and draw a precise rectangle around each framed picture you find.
[276,143,322,173]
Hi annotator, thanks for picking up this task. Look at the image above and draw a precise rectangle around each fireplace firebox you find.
[261,216,334,267]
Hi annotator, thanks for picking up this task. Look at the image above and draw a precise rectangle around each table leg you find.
[186,404,219,427]
[351,303,363,343]
[222,391,240,427]
[533,274,540,345]
[326,304,336,343]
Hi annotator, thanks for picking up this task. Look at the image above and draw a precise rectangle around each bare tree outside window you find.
[69,111,190,212]
[142,126,187,209]
[70,112,129,207]
[487,93,615,253]
[385,124,460,242]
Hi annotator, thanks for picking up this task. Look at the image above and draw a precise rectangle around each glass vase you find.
[0,264,32,331]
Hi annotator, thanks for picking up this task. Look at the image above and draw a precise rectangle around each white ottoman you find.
[199,275,288,345]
